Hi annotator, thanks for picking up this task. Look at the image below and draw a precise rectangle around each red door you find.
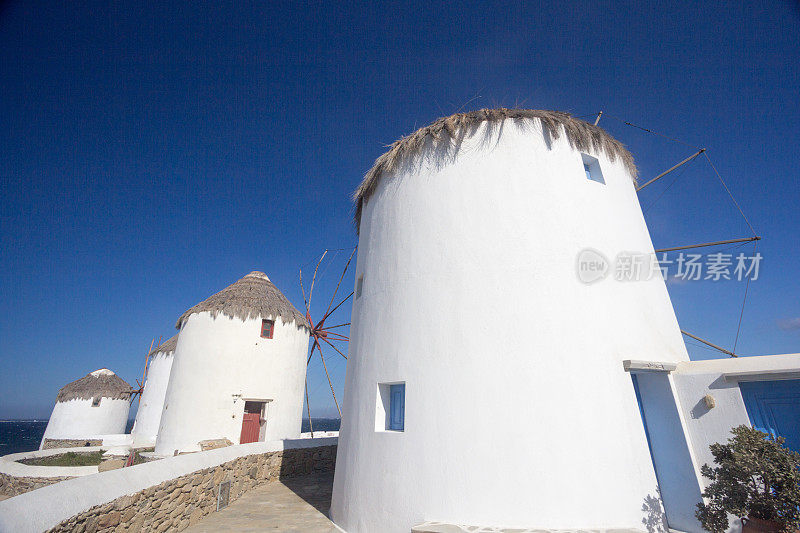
[239,413,261,444]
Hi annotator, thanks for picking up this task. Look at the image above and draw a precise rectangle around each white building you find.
[626,353,800,532]
[40,369,132,450]
[130,334,177,447]
[331,109,691,532]
[154,271,310,456]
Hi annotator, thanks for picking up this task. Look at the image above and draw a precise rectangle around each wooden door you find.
[239,413,261,444]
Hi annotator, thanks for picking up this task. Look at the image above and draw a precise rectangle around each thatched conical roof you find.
[353,108,638,224]
[148,334,178,356]
[175,271,310,330]
[57,369,133,402]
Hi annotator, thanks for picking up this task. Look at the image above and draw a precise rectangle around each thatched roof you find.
[148,334,178,356]
[57,369,133,402]
[175,271,310,330]
[353,108,638,224]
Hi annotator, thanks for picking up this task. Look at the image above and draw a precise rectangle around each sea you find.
[0,418,341,456]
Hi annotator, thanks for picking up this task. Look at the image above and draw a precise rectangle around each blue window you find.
[581,153,605,184]
[389,383,405,431]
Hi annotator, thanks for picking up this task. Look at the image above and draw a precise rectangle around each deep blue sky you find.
[1,1,798,419]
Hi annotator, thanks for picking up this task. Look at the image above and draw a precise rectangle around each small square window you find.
[261,319,274,339]
[356,275,364,299]
[581,153,605,184]
[91,397,101,407]
[376,382,405,432]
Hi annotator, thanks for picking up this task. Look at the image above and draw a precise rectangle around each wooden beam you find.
[681,329,737,357]
[636,148,706,192]
[655,236,760,254]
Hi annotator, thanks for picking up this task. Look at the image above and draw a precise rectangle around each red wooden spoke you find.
[321,337,348,360]
[301,249,353,429]
[307,250,327,315]
[319,291,354,327]
[304,378,313,438]
[307,338,319,365]
[299,267,309,315]
[321,322,350,330]
[321,331,349,341]
[316,342,341,417]
[321,247,356,326]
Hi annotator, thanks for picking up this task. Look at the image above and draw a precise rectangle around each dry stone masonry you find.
[41,439,103,450]
[48,444,336,533]
[0,472,71,500]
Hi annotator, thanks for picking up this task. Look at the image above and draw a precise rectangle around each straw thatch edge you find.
[148,334,178,357]
[57,371,133,402]
[175,272,310,330]
[353,108,638,225]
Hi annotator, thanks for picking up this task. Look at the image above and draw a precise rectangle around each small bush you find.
[696,425,800,533]
[20,450,104,467]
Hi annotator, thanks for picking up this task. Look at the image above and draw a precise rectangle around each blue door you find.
[740,379,800,452]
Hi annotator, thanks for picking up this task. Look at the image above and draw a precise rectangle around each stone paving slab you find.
[184,472,338,532]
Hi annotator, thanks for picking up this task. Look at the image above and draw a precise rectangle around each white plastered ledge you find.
[622,360,678,373]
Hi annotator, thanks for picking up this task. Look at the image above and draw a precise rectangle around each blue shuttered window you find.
[389,383,405,431]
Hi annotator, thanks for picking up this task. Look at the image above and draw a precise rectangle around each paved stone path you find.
[184,472,338,532]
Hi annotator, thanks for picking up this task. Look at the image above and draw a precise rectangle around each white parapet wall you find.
[0,436,337,533]
[0,447,103,479]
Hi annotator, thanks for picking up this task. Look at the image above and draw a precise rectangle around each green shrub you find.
[696,425,800,533]
[20,450,104,467]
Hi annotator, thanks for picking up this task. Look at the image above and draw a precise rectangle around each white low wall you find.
[300,431,339,439]
[672,353,800,481]
[0,447,102,479]
[626,353,800,533]
[0,437,337,533]
[99,434,132,448]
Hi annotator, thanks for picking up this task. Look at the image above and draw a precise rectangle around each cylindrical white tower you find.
[155,271,310,455]
[130,335,177,447]
[40,369,132,449]
[331,109,690,532]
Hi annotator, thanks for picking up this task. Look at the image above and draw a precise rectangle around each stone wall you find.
[48,444,336,532]
[41,438,103,450]
[0,472,71,500]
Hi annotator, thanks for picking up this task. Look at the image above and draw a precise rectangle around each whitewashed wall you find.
[633,371,704,532]
[626,353,800,533]
[0,437,337,533]
[672,354,800,482]
[131,350,174,447]
[331,119,690,533]
[40,398,130,449]
[155,312,309,455]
